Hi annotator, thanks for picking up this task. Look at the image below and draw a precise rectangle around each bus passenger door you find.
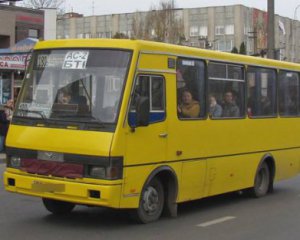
[124,74,167,196]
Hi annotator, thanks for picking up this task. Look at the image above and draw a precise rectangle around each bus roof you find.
[34,38,300,71]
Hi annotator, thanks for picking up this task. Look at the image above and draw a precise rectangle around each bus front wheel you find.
[250,162,270,198]
[42,198,75,215]
[132,178,164,223]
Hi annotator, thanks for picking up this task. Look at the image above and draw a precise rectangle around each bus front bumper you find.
[3,171,122,208]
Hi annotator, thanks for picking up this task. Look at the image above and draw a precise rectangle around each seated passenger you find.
[57,90,71,104]
[222,91,240,117]
[209,95,222,118]
[177,89,200,118]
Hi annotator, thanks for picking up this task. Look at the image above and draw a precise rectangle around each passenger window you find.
[129,75,165,125]
[279,71,300,116]
[208,62,245,118]
[176,58,205,119]
[247,67,277,117]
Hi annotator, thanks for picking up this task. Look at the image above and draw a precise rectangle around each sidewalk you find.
[0,153,6,164]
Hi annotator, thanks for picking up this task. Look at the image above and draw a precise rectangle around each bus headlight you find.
[85,157,123,180]
[89,166,106,179]
[8,156,21,169]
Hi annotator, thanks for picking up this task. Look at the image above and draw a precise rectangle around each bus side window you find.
[208,62,245,119]
[279,71,300,116]
[176,58,206,119]
[129,75,165,125]
[247,67,277,118]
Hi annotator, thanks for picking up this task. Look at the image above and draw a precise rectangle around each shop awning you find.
[0,38,38,54]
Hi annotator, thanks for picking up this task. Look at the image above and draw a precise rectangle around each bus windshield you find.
[14,49,131,127]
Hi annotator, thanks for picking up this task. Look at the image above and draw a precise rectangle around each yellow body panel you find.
[4,39,300,211]
[7,124,113,156]
[4,171,121,207]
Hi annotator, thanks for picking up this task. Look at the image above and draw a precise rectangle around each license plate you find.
[32,181,65,192]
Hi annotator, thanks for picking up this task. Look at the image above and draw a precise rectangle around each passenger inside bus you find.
[57,89,72,104]
[209,95,223,118]
[222,91,240,117]
[177,89,200,118]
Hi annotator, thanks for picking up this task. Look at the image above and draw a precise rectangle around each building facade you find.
[0,4,44,105]
[56,5,299,63]
[0,4,44,47]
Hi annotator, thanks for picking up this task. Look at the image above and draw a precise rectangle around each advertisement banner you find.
[0,54,29,70]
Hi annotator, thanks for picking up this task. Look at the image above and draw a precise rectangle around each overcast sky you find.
[63,0,300,19]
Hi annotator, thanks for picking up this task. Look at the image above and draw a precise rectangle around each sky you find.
[62,0,300,19]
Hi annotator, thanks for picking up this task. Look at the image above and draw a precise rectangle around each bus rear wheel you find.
[250,162,270,198]
[132,178,164,223]
[42,198,75,215]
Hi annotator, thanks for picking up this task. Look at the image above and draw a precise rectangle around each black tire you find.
[42,198,75,215]
[250,162,270,198]
[132,178,164,224]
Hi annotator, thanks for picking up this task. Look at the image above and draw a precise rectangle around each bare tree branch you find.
[22,0,64,9]
[132,0,185,44]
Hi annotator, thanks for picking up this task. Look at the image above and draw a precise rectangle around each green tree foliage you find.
[239,42,247,55]
[231,46,239,54]
[113,32,129,39]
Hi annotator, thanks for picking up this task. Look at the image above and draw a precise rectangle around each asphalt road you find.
[1,163,300,240]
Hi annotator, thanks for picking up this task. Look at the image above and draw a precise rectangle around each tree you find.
[231,46,239,54]
[113,32,129,39]
[132,12,146,40]
[239,42,247,55]
[21,0,64,9]
[132,0,185,44]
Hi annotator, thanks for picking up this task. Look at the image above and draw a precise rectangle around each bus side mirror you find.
[135,96,150,127]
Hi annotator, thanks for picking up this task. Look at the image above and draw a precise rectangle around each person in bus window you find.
[177,89,200,118]
[222,91,240,117]
[209,95,222,118]
[57,90,72,104]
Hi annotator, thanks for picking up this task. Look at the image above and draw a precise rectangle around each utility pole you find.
[267,0,275,59]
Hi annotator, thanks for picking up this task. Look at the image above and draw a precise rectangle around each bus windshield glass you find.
[14,49,131,126]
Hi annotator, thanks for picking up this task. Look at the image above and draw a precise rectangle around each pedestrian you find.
[0,99,14,152]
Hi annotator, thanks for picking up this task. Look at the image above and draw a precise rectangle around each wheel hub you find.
[142,186,159,214]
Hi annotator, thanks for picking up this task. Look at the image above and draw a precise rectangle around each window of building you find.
[190,26,199,37]
[247,67,277,117]
[0,72,12,104]
[225,7,234,18]
[190,42,199,47]
[215,25,225,35]
[216,41,226,51]
[226,40,234,52]
[199,26,208,37]
[28,29,38,38]
[279,71,300,116]
[77,33,84,38]
[225,24,234,35]
[176,58,206,119]
[208,62,245,118]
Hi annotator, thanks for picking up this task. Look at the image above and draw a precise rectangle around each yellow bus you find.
[3,39,300,223]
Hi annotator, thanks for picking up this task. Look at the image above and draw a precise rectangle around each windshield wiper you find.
[16,109,46,119]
